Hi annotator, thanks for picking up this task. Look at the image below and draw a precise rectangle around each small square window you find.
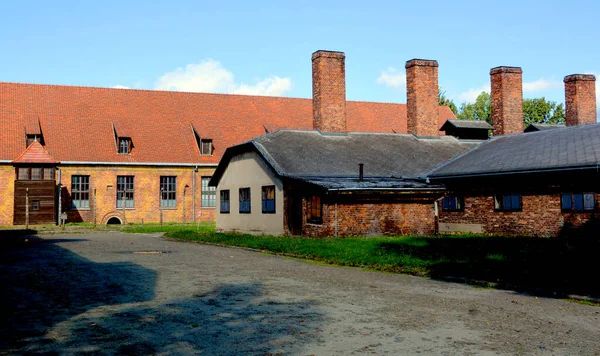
[18,168,29,180]
[32,200,40,211]
[201,139,213,156]
[31,168,41,180]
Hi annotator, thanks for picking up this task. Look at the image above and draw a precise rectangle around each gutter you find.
[327,187,446,192]
[59,161,218,167]
[430,163,600,180]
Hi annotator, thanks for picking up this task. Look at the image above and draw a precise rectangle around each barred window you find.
[220,190,230,213]
[201,177,216,207]
[71,175,90,209]
[160,176,177,208]
[18,168,29,180]
[117,176,134,208]
[17,167,55,180]
[262,186,275,214]
[239,188,251,214]
[31,168,41,180]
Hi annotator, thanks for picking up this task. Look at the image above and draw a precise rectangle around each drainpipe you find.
[192,166,198,223]
[57,167,61,226]
[434,196,445,235]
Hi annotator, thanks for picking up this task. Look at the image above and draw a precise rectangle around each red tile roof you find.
[12,140,59,164]
[0,82,455,164]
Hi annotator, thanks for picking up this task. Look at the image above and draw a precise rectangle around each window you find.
[116,176,134,208]
[159,176,176,208]
[200,139,213,156]
[201,177,216,207]
[239,188,251,213]
[561,192,595,212]
[26,134,43,147]
[494,193,522,212]
[442,195,464,212]
[32,201,40,211]
[71,175,90,209]
[16,167,54,180]
[220,190,230,213]
[118,137,131,154]
[262,185,276,213]
[18,168,29,180]
[307,195,322,223]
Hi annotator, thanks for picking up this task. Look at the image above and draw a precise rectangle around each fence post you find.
[25,188,29,229]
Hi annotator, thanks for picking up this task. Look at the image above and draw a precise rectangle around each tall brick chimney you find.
[406,59,439,136]
[490,66,523,136]
[564,74,597,126]
[312,50,346,133]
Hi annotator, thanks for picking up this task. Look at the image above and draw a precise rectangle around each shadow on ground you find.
[377,227,600,298]
[0,233,156,352]
[1,233,324,354]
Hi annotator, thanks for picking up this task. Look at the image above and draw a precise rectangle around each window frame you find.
[32,200,40,211]
[307,195,323,224]
[116,175,135,209]
[16,167,55,181]
[71,175,91,210]
[261,185,276,214]
[441,195,464,212]
[220,189,230,214]
[160,176,177,209]
[561,192,595,212]
[239,187,251,214]
[494,193,522,212]
[201,176,216,207]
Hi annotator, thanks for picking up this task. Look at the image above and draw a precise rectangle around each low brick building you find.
[0,50,455,226]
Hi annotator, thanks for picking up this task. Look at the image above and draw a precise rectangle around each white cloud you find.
[522,79,561,93]
[376,67,406,88]
[154,59,292,96]
[456,85,489,104]
[112,85,130,89]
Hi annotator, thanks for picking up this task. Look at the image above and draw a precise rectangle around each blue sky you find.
[1,0,598,107]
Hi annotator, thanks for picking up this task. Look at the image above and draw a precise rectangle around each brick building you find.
[0,50,456,226]
[431,70,600,237]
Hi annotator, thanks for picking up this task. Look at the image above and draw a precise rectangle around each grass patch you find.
[123,225,600,299]
[122,223,214,234]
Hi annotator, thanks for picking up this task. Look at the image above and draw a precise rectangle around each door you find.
[288,192,303,235]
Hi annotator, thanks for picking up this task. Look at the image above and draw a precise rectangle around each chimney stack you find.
[406,59,439,136]
[564,74,597,126]
[312,50,346,133]
[490,66,523,136]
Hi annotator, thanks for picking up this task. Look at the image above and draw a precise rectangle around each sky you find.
[1,0,599,108]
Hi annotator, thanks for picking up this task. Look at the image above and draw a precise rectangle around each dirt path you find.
[1,231,599,355]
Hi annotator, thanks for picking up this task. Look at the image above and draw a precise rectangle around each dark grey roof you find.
[430,123,600,178]
[302,177,444,190]
[439,119,493,130]
[524,123,565,132]
[253,130,478,180]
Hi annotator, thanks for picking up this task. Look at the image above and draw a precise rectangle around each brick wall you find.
[439,193,598,237]
[301,199,436,237]
[312,50,347,133]
[57,165,216,225]
[564,74,597,126]
[406,59,439,136]
[490,66,523,136]
[0,165,15,225]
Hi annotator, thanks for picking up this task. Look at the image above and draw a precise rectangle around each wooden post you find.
[122,196,126,225]
[93,188,97,228]
[25,188,29,229]
[160,188,163,226]
[183,186,187,223]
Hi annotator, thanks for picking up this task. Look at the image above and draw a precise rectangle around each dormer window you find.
[118,137,132,154]
[26,134,43,148]
[201,139,213,156]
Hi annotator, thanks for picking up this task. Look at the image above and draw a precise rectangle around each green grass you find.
[123,225,600,299]
[122,223,214,234]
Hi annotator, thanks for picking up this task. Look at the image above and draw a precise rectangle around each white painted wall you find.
[216,151,285,235]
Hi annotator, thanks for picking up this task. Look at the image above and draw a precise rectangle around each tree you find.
[522,98,565,126]
[457,92,492,124]
[438,88,458,116]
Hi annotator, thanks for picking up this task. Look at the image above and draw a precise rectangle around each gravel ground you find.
[1,231,599,355]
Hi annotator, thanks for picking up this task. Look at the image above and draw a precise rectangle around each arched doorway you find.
[106,216,122,225]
